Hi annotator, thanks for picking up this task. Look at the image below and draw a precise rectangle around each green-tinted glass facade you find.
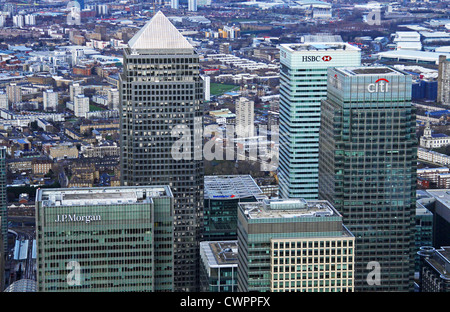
[36,186,174,292]
[203,175,266,241]
[0,147,6,254]
[318,66,416,292]
[204,197,257,241]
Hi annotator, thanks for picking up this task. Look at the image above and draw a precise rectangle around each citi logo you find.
[302,55,332,62]
[367,78,389,93]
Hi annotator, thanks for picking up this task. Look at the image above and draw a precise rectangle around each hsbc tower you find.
[278,42,361,200]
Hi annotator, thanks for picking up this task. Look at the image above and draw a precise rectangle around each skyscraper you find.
[278,42,361,200]
[120,11,204,291]
[36,186,174,292]
[318,66,416,291]
[0,147,6,254]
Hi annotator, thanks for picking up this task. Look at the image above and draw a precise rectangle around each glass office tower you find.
[278,42,361,200]
[119,11,204,291]
[203,175,266,241]
[0,147,6,254]
[36,186,174,292]
[318,66,416,291]
[237,198,355,292]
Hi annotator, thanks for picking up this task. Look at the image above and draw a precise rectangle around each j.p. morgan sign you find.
[55,214,101,223]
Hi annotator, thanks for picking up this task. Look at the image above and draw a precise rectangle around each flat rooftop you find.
[240,198,340,220]
[335,66,405,76]
[37,186,172,207]
[425,189,450,207]
[426,246,450,280]
[281,42,360,53]
[204,175,266,200]
[200,241,238,267]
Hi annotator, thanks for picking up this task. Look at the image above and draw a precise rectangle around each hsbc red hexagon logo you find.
[322,55,332,62]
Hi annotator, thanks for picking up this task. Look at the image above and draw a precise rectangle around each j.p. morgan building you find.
[35,186,174,292]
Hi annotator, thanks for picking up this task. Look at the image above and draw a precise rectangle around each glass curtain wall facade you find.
[278,43,361,200]
[0,147,6,254]
[318,66,416,291]
[35,186,174,292]
[119,11,204,291]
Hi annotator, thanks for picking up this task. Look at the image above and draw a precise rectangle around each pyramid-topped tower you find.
[128,11,193,51]
[119,11,204,292]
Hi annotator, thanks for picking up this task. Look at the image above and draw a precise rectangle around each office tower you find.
[417,246,450,292]
[35,186,174,292]
[237,198,355,292]
[6,83,22,104]
[171,0,179,9]
[0,15,5,28]
[278,42,361,200]
[199,241,238,292]
[120,11,204,291]
[421,189,450,248]
[74,94,89,117]
[0,216,3,291]
[203,175,266,241]
[414,193,433,273]
[43,89,58,111]
[235,97,255,139]
[188,0,197,11]
[0,147,6,254]
[318,66,416,291]
[438,55,450,106]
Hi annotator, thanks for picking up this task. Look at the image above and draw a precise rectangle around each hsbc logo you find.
[367,78,389,93]
[302,55,333,62]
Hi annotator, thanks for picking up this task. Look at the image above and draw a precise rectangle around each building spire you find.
[128,11,193,51]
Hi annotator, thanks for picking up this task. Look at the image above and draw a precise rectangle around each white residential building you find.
[43,90,58,111]
[13,15,24,28]
[188,0,197,11]
[235,97,254,138]
[74,94,89,117]
[0,92,8,110]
